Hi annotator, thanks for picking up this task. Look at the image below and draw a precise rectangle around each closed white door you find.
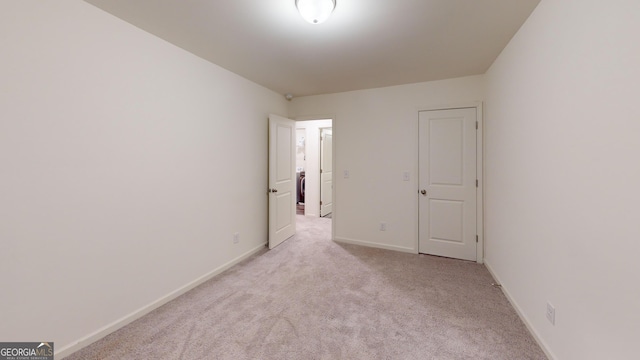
[320,128,333,217]
[268,114,296,249]
[419,108,477,261]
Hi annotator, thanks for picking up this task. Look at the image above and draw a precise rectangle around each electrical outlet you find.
[380,222,387,231]
[343,170,350,179]
[546,302,555,325]
[233,232,239,244]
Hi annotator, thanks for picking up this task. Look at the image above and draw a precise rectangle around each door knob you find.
[420,189,427,196]
[271,188,278,193]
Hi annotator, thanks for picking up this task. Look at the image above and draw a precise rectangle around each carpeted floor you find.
[66,215,546,359]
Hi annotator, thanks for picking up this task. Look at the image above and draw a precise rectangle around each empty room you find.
[1,1,638,359]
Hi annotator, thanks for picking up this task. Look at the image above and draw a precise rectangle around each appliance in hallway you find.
[296,171,305,215]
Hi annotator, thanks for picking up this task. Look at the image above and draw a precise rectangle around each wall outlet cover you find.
[546,302,555,325]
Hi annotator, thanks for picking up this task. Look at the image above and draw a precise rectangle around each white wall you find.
[289,77,483,252]
[295,119,332,217]
[0,1,287,356]
[484,1,640,359]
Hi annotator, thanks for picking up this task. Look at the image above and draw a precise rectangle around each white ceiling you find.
[84,0,540,97]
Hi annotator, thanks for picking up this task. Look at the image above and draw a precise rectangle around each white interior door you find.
[419,108,477,261]
[320,128,333,217]
[268,114,296,249]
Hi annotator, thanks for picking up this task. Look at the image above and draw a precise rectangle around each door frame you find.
[415,102,483,263]
[295,115,336,240]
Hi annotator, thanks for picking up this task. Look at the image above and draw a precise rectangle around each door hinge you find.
[475,121,478,129]
[476,179,478,187]
[476,235,479,243]
[320,201,323,205]
[320,169,323,173]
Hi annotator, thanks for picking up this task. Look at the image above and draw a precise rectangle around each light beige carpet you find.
[67,215,546,359]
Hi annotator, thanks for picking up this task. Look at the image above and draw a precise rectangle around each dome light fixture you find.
[295,0,336,24]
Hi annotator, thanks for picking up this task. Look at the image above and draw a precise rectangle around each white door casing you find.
[418,108,477,261]
[268,114,296,249]
[320,128,333,217]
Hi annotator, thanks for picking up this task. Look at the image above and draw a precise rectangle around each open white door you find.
[419,108,477,261]
[268,114,296,249]
[320,128,333,217]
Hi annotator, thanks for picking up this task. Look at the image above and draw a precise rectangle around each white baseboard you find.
[334,236,416,254]
[56,242,267,359]
[484,260,557,360]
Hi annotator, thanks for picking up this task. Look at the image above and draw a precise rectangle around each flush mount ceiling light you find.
[295,0,336,24]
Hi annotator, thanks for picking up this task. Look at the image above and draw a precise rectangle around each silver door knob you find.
[420,189,427,196]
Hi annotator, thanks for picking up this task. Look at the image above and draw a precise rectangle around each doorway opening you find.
[295,119,333,219]
[295,128,306,215]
